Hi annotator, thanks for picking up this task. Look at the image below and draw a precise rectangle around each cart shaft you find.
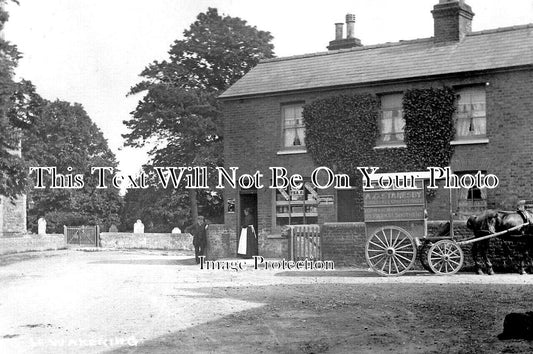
[457,222,529,245]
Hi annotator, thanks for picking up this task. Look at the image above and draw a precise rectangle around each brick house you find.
[217,0,533,259]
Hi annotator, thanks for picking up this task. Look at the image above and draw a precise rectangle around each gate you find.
[64,225,100,247]
[290,225,321,261]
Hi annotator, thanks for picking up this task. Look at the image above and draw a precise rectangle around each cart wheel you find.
[365,226,417,276]
[427,240,464,275]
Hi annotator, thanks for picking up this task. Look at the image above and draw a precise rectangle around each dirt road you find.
[1,250,533,353]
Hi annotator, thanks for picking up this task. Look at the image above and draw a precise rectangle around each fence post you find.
[317,225,322,260]
[305,226,309,259]
[298,227,302,261]
[289,226,294,262]
[96,225,100,247]
[64,225,67,245]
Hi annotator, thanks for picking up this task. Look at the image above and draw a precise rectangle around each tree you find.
[0,0,27,199]
[121,187,188,233]
[0,1,121,231]
[123,8,274,224]
[23,99,123,232]
[120,168,223,233]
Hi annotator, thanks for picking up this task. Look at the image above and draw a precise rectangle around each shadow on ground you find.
[274,270,429,278]
[89,257,197,266]
[0,251,61,267]
[106,282,533,354]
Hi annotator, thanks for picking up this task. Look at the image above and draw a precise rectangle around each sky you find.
[4,0,533,178]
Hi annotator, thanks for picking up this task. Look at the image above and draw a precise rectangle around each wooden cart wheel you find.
[427,240,464,275]
[418,242,435,274]
[365,226,417,276]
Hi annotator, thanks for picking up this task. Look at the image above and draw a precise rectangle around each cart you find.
[362,171,529,276]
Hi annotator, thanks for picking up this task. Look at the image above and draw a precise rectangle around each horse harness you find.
[517,209,533,236]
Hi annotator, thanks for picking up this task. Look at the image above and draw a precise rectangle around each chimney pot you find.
[335,23,344,40]
[346,14,356,39]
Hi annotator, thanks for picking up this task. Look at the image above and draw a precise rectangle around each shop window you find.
[455,87,486,140]
[281,103,305,149]
[274,180,318,227]
[378,93,404,146]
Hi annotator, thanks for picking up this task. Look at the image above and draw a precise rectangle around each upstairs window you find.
[282,104,305,149]
[455,87,486,140]
[379,93,404,146]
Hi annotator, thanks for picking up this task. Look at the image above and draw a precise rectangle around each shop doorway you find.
[239,191,258,256]
[239,191,258,232]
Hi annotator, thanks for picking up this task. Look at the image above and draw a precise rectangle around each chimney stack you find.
[327,13,362,51]
[432,0,474,43]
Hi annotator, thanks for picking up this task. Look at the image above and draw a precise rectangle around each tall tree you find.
[0,0,27,199]
[23,99,122,232]
[123,8,274,223]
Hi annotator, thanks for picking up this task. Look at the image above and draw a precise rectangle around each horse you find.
[466,209,533,275]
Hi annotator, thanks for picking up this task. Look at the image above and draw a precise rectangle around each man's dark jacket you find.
[187,223,207,247]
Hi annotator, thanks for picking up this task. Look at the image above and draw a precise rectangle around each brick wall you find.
[99,228,249,256]
[205,224,233,260]
[259,232,289,258]
[478,70,533,210]
[0,234,65,255]
[100,233,194,251]
[321,222,366,267]
[205,224,289,260]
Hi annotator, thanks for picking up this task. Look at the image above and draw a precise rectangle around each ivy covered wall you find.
[302,87,457,220]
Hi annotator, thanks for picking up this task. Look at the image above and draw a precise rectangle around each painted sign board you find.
[363,180,426,222]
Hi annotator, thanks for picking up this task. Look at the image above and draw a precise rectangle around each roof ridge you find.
[260,37,433,64]
[259,23,533,65]
[467,23,533,36]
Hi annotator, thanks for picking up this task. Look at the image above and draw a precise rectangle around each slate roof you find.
[219,24,533,99]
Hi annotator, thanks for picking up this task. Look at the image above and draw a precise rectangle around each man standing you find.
[186,216,207,264]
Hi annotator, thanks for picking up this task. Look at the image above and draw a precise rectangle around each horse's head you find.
[467,210,499,234]
[466,215,476,231]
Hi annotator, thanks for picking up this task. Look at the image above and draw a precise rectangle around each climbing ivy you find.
[303,94,379,178]
[403,87,456,170]
[302,87,457,217]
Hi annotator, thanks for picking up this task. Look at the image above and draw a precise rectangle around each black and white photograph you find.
[1,0,533,352]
